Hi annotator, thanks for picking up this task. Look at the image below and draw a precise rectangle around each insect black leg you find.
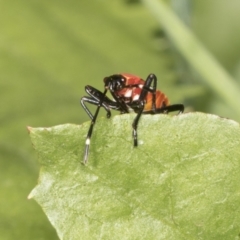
[83,88,108,164]
[81,85,116,120]
[139,74,158,111]
[81,96,111,120]
[132,74,157,146]
[153,104,184,114]
[132,103,144,146]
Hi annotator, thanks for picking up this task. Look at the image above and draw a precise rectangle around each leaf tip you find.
[27,126,33,133]
[28,189,36,200]
[27,192,33,200]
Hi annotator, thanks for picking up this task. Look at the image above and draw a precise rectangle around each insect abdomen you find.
[144,91,169,111]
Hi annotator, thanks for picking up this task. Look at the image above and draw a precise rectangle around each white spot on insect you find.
[133,94,140,101]
[124,89,132,97]
[86,138,90,145]
[139,84,143,89]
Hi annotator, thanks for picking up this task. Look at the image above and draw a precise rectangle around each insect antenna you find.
[83,88,108,164]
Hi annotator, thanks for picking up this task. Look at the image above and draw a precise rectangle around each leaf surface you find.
[29,113,240,239]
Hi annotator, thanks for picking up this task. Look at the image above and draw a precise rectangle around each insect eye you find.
[117,79,126,90]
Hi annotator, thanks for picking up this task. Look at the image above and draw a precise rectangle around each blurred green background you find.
[1,0,240,239]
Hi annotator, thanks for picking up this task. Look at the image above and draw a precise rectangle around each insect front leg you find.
[81,96,111,120]
[82,88,108,164]
[81,85,114,120]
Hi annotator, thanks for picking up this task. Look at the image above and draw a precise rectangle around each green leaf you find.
[29,113,240,239]
[0,1,184,238]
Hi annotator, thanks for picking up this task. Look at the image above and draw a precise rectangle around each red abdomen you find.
[144,91,169,111]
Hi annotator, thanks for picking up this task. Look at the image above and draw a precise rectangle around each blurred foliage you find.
[1,0,240,239]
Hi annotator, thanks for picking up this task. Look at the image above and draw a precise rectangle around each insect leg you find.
[81,96,111,120]
[141,74,157,111]
[132,103,144,147]
[132,74,157,146]
[153,104,184,114]
[83,88,108,164]
[81,85,115,119]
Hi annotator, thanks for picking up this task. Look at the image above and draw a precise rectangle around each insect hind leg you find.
[154,104,184,114]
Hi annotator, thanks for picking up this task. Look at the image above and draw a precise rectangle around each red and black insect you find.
[81,73,184,164]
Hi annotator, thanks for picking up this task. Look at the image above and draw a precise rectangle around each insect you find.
[81,73,184,164]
